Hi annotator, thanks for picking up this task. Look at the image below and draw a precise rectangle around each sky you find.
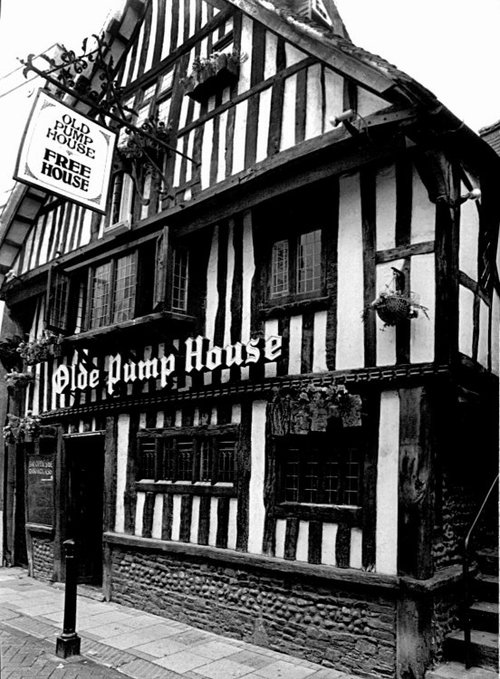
[0,0,498,206]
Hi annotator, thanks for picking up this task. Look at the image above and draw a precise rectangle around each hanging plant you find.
[3,412,41,444]
[0,336,23,371]
[17,330,63,365]
[362,267,429,328]
[270,382,363,436]
[116,113,172,204]
[5,370,35,390]
[181,51,247,102]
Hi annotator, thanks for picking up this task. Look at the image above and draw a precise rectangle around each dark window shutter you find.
[153,225,170,311]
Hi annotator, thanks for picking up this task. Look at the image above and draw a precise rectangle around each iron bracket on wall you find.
[20,36,198,204]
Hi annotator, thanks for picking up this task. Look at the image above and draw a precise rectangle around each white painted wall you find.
[375,390,399,575]
[114,414,130,533]
[248,400,267,554]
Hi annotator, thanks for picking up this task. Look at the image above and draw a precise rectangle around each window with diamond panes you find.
[113,253,136,323]
[171,247,189,312]
[270,240,289,298]
[216,438,237,483]
[270,229,322,300]
[297,229,321,294]
[277,432,363,507]
[89,261,112,328]
[86,246,159,330]
[136,430,238,483]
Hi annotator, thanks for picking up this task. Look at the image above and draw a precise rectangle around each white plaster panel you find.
[208,496,219,546]
[134,493,146,537]
[275,519,287,559]
[459,285,474,357]
[190,496,200,543]
[478,299,490,369]
[201,120,214,189]
[238,16,253,94]
[248,400,267,554]
[232,100,248,175]
[171,494,182,541]
[375,390,399,575]
[312,310,328,372]
[227,498,238,550]
[288,315,303,375]
[264,31,278,79]
[375,165,396,251]
[323,68,344,128]
[295,521,309,562]
[256,88,272,163]
[336,173,364,369]
[151,494,164,540]
[305,63,323,139]
[321,523,338,566]
[411,165,435,244]
[410,253,435,364]
[280,74,297,151]
[115,413,130,533]
[350,527,363,570]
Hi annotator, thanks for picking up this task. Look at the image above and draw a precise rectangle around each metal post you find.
[56,539,81,658]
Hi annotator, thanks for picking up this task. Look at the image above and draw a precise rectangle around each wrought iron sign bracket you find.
[20,46,198,167]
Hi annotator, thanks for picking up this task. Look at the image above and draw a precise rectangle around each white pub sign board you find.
[15,89,116,213]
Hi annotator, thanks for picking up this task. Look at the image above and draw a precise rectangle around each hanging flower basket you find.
[364,291,429,328]
[362,268,429,329]
[269,382,363,436]
[17,330,63,365]
[5,370,35,390]
[181,51,245,102]
[3,412,41,444]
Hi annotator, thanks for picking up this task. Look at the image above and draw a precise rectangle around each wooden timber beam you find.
[225,0,401,101]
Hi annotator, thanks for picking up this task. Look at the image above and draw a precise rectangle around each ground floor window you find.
[137,425,238,484]
[276,428,363,508]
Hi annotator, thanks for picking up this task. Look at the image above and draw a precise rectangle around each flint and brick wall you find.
[31,536,54,582]
[110,546,396,678]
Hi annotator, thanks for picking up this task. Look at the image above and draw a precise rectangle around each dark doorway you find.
[66,434,104,585]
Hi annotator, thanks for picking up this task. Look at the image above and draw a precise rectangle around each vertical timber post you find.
[56,539,81,658]
[397,386,435,679]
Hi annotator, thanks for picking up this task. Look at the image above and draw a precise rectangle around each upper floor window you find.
[270,229,322,299]
[88,252,137,329]
[171,246,189,312]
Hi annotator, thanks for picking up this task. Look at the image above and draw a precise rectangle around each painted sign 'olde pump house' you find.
[0,1,498,678]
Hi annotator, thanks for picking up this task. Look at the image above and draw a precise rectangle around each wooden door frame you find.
[55,431,105,582]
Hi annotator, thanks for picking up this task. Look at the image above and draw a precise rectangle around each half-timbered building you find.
[0,1,498,677]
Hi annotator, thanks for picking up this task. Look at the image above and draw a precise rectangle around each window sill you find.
[274,502,362,525]
[260,295,330,319]
[63,310,196,348]
[135,480,237,497]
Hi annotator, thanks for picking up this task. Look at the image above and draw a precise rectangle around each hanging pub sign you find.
[52,335,283,396]
[14,89,116,213]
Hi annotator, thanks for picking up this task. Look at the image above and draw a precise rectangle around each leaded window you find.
[171,247,189,312]
[136,427,238,484]
[270,229,322,299]
[87,253,138,329]
[277,431,363,507]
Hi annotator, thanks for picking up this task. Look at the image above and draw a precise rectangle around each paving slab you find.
[0,567,366,679]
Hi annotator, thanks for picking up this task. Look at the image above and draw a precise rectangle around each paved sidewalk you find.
[0,621,126,678]
[0,567,363,679]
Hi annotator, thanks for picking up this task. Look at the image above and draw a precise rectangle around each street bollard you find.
[56,539,81,658]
